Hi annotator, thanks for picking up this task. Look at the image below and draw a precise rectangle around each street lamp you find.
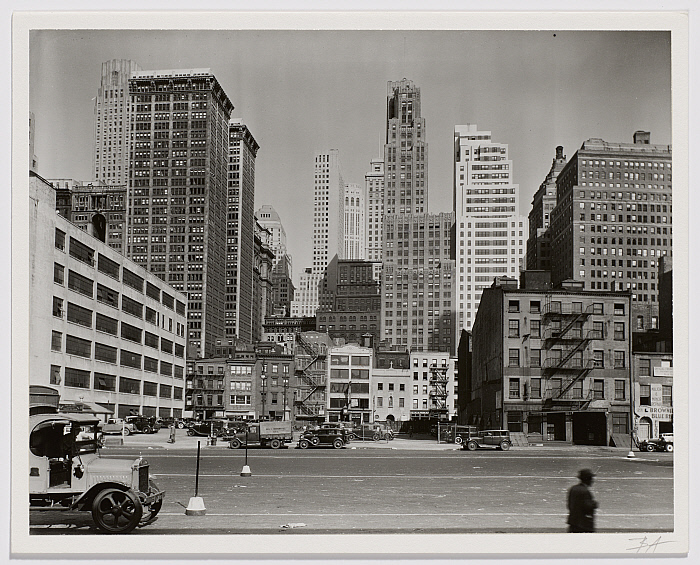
[260,374,267,421]
[282,376,289,421]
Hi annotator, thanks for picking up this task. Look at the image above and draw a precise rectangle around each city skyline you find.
[28,29,672,279]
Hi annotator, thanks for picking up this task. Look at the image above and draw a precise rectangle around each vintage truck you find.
[227,420,293,449]
[29,411,164,533]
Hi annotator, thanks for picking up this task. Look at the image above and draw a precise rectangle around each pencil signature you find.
[627,535,674,553]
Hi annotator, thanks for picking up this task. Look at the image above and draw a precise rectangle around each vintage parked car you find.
[29,412,164,533]
[100,418,136,436]
[461,429,513,451]
[638,433,674,452]
[125,415,159,434]
[298,425,349,449]
[448,425,478,444]
[186,419,227,437]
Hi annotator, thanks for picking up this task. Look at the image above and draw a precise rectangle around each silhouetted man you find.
[567,468,598,532]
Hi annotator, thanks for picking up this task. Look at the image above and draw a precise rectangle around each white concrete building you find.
[372,366,412,423]
[343,182,366,260]
[327,344,373,424]
[93,59,142,185]
[30,172,188,419]
[453,124,527,336]
[365,157,384,281]
[409,351,457,421]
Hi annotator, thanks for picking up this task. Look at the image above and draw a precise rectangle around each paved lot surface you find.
[30,431,674,535]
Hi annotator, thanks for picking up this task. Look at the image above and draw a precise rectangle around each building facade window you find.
[662,385,672,406]
[612,413,628,434]
[592,379,605,399]
[639,359,651,376]
[509,378,520,399]
[615,379,626,400]
[614,351,626,368]
[639,384,651,405]
[508,349,519,367]
[508,319,520,338]
[530,378,541,399]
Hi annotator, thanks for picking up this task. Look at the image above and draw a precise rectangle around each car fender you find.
[71,481,131,511]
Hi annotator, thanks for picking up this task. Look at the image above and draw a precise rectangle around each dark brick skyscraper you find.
[126,68,233,358]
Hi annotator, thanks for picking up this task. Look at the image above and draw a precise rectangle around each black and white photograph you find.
[9,7,690,558]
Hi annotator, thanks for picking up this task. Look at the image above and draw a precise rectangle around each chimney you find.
[633,131,650,145]
[555,145,564,160]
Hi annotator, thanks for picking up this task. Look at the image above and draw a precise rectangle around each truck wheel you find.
[269,439,281,449]
[92,488,143,534]
[466,441,478,451]
[646,444,655,452]
[455,436,463,444]
[332,438,344,449]
[665,444,674,452]
[298,439,310,449]
[229,438,242,449]
[499,441,511,451]
[139,479,162,525]
[187,429,195,436]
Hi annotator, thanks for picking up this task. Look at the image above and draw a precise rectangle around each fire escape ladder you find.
[558,360,596,397]
[559,306,592,338]
[429,364,449,413]
[558,337,591,368]
[294,334,327,416]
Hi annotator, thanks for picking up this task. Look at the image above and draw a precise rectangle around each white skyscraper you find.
[93,59,142,185]
[343,182,366,260]
[291,150,345,317]
[365,157,384,281]
[453,124,527,335]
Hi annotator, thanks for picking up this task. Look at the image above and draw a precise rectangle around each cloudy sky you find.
[29,28,671,279]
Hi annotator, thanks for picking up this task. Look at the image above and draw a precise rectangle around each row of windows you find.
[507,348,626,368]
[55,228,185,317]
[50,364,183,398]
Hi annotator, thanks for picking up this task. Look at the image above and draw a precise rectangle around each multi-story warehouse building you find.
[327,344,373,424]
[453,124,527,336]
[226,119,260,342]
[344,183,366,260]
[30,172,187,420]
[49,178,127,254]
[384,79,427,216]
[294,331,334,420]
[409,352,457,423]
[94,59,142,185]
[185,357,227,419]
[372,365,411,424]
[365,157,384,281]
[224,347,257,421]
[469,277,632,446]
[632,351,673,442]
[256,342,295,421]
[381,212,456,354]
[125,68,234,358]
[549,131,672,332]
[526,146,567,271]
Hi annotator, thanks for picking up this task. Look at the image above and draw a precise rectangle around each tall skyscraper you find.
[343,182,366,260]
[291,150,345,317]
[526,146,567,271]
[384,79,428,215]
[94,59,142,185]
[365,157,384,280]
[226,119,260,342]
[549,131,672,331]
[126,68,233,358]
[453,124,527,334]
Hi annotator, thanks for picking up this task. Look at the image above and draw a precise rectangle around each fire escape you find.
[541,298,597,411]
[293,334,327,417]
[428,363,449,420]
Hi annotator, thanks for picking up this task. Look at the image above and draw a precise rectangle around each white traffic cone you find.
[185,496,206,516]
[240,465,252,477]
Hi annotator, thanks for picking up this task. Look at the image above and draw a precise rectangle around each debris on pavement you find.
[280,522,306,529]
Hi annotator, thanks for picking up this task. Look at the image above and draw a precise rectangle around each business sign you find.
[653,366,673,377]
[637,405,673,420]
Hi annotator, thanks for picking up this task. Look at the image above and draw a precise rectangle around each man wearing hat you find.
[567,469,599,532]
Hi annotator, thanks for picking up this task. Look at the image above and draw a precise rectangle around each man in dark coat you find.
[567,468,598,532]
